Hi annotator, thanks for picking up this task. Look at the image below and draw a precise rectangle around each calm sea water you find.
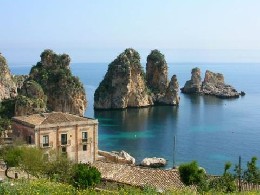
[10,62,260,175]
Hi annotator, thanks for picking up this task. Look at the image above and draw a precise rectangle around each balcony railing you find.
[58,140,71,146]
[81,138,92,144]
[40,141,53,148]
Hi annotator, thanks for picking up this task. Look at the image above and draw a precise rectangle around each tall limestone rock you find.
[94,48,153,109]
[146,49,168,94]
[146,50,179,105]
[94,49,180,109]
[181,67,201,94]
[0,53,17,101]
[21,49,87,116]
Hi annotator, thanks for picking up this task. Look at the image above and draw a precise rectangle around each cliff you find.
[181,68,240,98]
[0,53,17,101]
[15,49,87,116]
[94,49,179,109]
[94,48,153,109]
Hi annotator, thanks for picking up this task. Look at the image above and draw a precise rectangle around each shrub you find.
[178,161,206,186]
[71,163,101,189]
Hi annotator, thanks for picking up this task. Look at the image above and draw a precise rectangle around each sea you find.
[10,62,260,175]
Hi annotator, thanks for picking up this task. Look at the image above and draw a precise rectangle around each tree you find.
[71,163,101,189]
[0,146,22,178]
[243,156,260,184]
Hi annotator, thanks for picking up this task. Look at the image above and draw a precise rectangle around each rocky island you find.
[94,48,179,109]
[181,67,242,98]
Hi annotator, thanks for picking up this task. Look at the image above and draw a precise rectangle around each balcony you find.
[40,141,53,148]
[58,140,71,146]
[81,138,92,144]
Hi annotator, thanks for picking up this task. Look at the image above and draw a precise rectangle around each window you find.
[83,144,87,151]
[82,132,88,142]
[27,135,32,144]
[42,135,49,147]
[61,134,67,145]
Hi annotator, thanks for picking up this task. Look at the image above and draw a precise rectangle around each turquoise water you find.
[10,63,260,175]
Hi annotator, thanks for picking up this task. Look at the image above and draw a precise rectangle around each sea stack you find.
[181,67,241,98]
[15,49,87,116]
[94,48,153,109]
[0,53,18,101]
[181,67,201,94]
[94,49,180,109]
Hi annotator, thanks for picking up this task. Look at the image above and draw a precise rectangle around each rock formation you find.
[15,49,87,116]
[202,70,240,98]
[181,68,241,98]
[94,49,179,109]
[0,53,17,101]
[141,157,167,168]
[94,48,153,109]
[98,150,135,165]
[146,49,168,94]
[180,67,201,94]
[15,80,47,116]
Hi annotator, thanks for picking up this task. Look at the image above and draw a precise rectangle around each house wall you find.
[35,122,98,163]
[12,121,35,144]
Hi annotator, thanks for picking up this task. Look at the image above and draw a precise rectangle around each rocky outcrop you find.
[146,50,168,94]
[158,75,180,105]
[141,157,167,168]
[180,67,201,94]
[15,80,47,116]
[0,53,17,101]
[15,49,87,116]
[98,150,135,165]
[94,49,179,109]
[94,48,153,109]
[181,68,241,98]
[202,70,240,98]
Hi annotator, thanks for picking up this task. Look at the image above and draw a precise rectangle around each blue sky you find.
[1,0,260,63]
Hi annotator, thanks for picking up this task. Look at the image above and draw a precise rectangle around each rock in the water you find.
[181,68,241,98]
[94,48,153,109]
[158,75,180,105]
[0,53,17,101]
[181,67,201,94]
[146,49,168,94]
[202,70,240,98]
[98,150,135,165]
[141,157,167,168]
[94,49,180,109]
[27,49,87,116]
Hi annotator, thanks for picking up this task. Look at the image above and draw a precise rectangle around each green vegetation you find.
[179,157,260,193]
[147,49,166,66]
[71,163,101,189]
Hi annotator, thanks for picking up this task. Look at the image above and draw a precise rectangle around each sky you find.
[1,0,260,64]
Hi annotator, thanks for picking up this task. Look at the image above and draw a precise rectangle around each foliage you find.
[0,99,15,118]
[147,49,166,65]
[209,162,236,193]
[71,163,101,189]
[178,161,206,186]
[243,156,260,184]
[42,152,74,183]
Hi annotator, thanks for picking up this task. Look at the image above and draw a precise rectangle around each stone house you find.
[12,112,98,163]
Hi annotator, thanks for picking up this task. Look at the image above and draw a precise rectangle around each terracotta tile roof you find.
[12,112,90,127]
[93,161,194,192]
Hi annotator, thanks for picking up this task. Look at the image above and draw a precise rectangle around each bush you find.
[178,161,206,186]
[71,163,101,189]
